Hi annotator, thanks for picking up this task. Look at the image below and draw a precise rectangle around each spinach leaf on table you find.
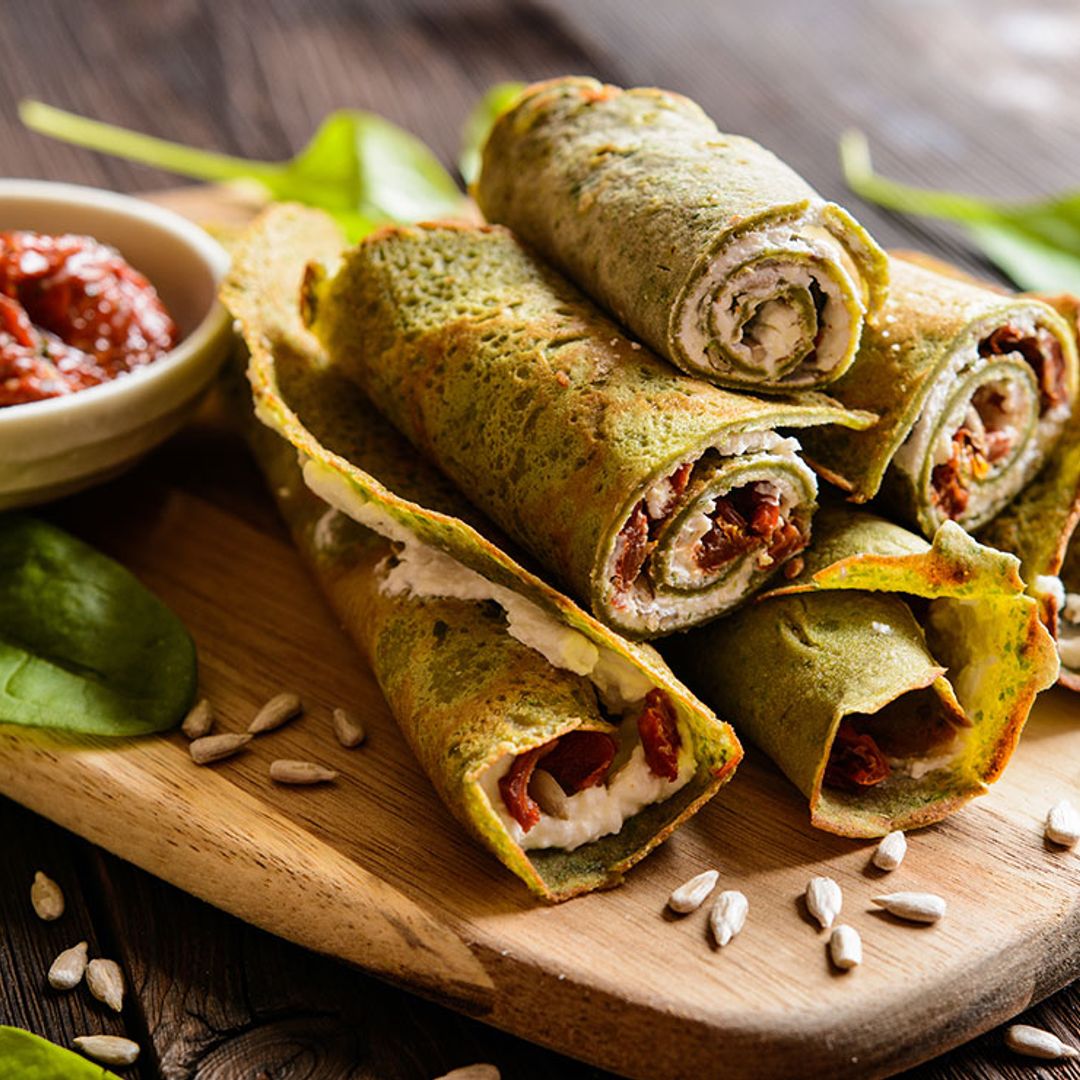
[840,130,1080,293]
[0,515,196,736]
[458,81,525,185]
[0,1026,122,1079]
[19,101,465,242]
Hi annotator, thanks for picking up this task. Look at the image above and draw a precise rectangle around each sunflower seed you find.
[433,1067,500,1080]
[530,769,570,819]
[31,871,64,921]
[48,941,88,990]
[180,698,214,739]
[189,732,252,765]
[709,890,748,947]
[1005,1024,1080,1060]
[872,892,946,923]
[332,706,366,748]
[86,958,124,1012]
[829,924,862,971]
[668,870,719,914]
[872,830,907,871]
[269,759,338,785]
[1045,800,1080,847]
[248,692,302,734]
[806,876,842,929]
[73,1035,140,1066]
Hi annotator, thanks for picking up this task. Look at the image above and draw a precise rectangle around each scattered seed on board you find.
[433,1066,501,1080]
[805,876,842,930]
[86,958,124,1012]
[709,890,748,947]
[1005,1024,1080,1060]
[31,871,64,921]
[1045,800,1080,848]
[48,941,88,990]
[871,892,946,924]
[332,706,366,748]
[872,830,907,871]
[269,759,338,785]
[73,1035,140,1067]
[530,769,569,819]
[180,698,214,740]
[828,925,862,971]
[668,870,719,914]
[189,732,252,765]
[248,692,302,734]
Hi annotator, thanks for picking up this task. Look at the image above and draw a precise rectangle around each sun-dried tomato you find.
[638,688,681,781]
[979,323,1067,414]
[824,721,890,789]
[613,503,650,591]
[499,747,546,832]
[540,730,616,793]
[0,231,176,407]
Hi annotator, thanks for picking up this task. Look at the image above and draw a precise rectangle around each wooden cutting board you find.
[2,189,1080,1080]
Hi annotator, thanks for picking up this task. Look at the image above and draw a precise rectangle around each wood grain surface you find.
[3,1,1080,1077]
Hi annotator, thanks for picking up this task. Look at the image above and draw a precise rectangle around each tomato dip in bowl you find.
[0,180,232,508]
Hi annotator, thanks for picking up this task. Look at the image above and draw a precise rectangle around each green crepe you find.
[666,507,1057,836]
[305,220,873,638]
[475,77,888,392]
[979,294,1080,690]
[801,255,1078,537]
[223,204,742,902]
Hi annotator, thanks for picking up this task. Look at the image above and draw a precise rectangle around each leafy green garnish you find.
[0,1026,123,1079]
[0,515,196,736]
[458,81,525,186]
[841,130,1080,294]
[19,101,465,242]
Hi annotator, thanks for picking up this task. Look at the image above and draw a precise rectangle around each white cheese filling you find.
[1057,586,1080,670]
[678,212,861,381]
[480,723,696,851]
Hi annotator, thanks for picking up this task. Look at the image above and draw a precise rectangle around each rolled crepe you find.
[224,204,743,902]
[978,294,1080,689]
[474,77,888,391]
[666,508,1057,836]
[801,255,1078,537]
[304,221,873,638]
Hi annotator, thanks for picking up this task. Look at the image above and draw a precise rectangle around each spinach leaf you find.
[458,81,525,186]
[0,1026,122,1079]
[19,101,464,242]
[0,516,196,736]
[840,130,1080,293]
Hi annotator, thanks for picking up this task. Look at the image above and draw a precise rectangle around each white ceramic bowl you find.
[0,179,233,508]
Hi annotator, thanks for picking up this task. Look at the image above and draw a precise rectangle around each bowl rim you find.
[0,178,232,430]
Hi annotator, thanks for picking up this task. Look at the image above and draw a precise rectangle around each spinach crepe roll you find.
[801,255,1078,537]
[978,295,1080,689]
[225,203,742,902]
[474,77,888,392]
[667,508,1057,836]
[304,221,873,638]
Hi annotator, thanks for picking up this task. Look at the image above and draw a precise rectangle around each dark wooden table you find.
[3,1,1080,1076]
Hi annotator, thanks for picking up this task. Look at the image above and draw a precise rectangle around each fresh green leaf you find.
[0,1026,123,1079]
[458,81,525,186]
[0,515,196,736]
[840,129,1080,293]
[19,101,464,242]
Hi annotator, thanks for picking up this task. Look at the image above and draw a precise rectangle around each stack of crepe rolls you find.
[800,254,1078,538]
[223,204,744,902]
[666,507,1058,835]
[303,221,874,638]
[475,77,888,392]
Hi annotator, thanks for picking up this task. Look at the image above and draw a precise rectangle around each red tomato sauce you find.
[0,231,177,407]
